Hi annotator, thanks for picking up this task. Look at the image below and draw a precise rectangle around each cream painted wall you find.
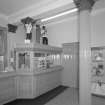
[7,25,37,52]
[44,16,79,88]
[44,6,105,88]
[0,15,24,67]
[7,25,37,65]
[7,25,25,66]
[46,10,105,48]
[0,17,7,27]
[46,16,78,47]
[8,25,25,51]
[91,9,105,47]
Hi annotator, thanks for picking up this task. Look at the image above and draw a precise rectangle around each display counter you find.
[0,43,63,104]
[16,65,63,75]
[16,65,63,98]
[15,43,63,99]
[0,66,63,104]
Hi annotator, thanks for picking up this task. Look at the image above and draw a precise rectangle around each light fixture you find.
[41,8,78,22]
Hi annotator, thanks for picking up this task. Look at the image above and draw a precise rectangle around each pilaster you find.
[73,0,96,105]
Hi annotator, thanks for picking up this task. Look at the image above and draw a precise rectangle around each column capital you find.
[74,0,96,11]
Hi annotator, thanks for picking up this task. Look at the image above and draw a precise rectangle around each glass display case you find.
[91,47,104,77]
[15,43,62,72]
[91,47,105,96]
[18,52,30,69]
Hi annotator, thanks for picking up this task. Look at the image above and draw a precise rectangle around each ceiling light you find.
[41,8,78,22]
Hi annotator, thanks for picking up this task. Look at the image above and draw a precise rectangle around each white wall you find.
[91,9,105,47]
[8,25,25,51]
[46,15,78,47]
[7,25,25,67]
[44,15,79,87]
[7,24,37,67]
[46,10,105,48]
[62,42,79,88]
[43,2,105,88]
[0,17,8,27]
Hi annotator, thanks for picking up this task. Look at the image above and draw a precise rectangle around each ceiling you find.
[0,0,103,16]
[0,0,104,23]
[0,0,42,16]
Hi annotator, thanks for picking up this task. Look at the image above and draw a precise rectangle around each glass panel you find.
[18,52,30,69]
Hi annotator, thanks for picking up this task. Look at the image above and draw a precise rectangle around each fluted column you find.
[74,0,96,105]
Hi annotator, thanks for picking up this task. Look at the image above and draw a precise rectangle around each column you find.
[74,0,95,105]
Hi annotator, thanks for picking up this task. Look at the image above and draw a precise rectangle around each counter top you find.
[16,66,63,76]
[34,65,63,75]
[0,66,63,78]
[0,71,16,78]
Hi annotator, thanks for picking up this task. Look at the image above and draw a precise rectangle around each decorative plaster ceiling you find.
[0,0,104,16]
[8,0,75,23]
[0,0,75,23]
[0,0,104,23]
[0,0,42,16]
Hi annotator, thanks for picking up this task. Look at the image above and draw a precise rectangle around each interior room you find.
[0,0,105,105]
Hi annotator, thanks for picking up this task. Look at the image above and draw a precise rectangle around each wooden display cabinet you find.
[15,43,62,72]
[14,43,63,98]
